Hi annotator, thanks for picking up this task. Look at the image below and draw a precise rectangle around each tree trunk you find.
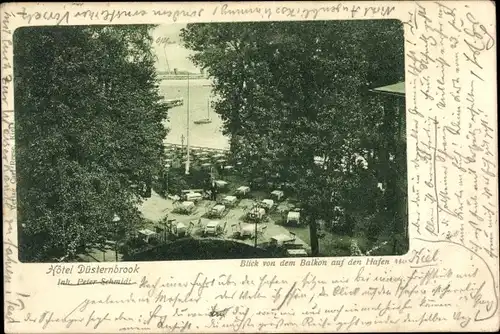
[395,98,408,249]
[309,216,319,256]
[145,174,152,198]
[381,99,393,217]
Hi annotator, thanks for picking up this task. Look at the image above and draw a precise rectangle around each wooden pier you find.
[164,143,229,154]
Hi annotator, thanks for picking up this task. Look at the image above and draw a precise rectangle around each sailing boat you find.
[165,97,184,108]
[193,98,212,125]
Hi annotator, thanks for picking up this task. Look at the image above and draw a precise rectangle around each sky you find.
[151,24,199,73]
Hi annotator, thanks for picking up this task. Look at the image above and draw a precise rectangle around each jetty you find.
[164,143,229,154]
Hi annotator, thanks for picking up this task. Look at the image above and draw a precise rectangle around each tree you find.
[14,25,169,262]
[181,21,406,256]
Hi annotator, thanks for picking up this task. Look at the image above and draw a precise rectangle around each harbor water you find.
[159,79,230,150]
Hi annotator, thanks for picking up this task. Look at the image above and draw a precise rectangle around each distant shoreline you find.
[158,74,207,79]
[158,77,213,87]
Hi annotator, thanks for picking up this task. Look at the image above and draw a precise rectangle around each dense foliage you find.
[181,21,407,255]
[14,25,169,262]
[124,238,286,261]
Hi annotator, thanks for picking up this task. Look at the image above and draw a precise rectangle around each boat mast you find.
[163,46,170,73]
[185,72,191,175]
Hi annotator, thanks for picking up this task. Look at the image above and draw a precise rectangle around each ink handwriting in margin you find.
[415,238,498,322]
[15,7,205,25]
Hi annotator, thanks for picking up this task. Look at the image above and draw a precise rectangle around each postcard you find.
[2,1,498,332]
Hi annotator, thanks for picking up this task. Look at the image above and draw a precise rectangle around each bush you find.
[124,238,283,261]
